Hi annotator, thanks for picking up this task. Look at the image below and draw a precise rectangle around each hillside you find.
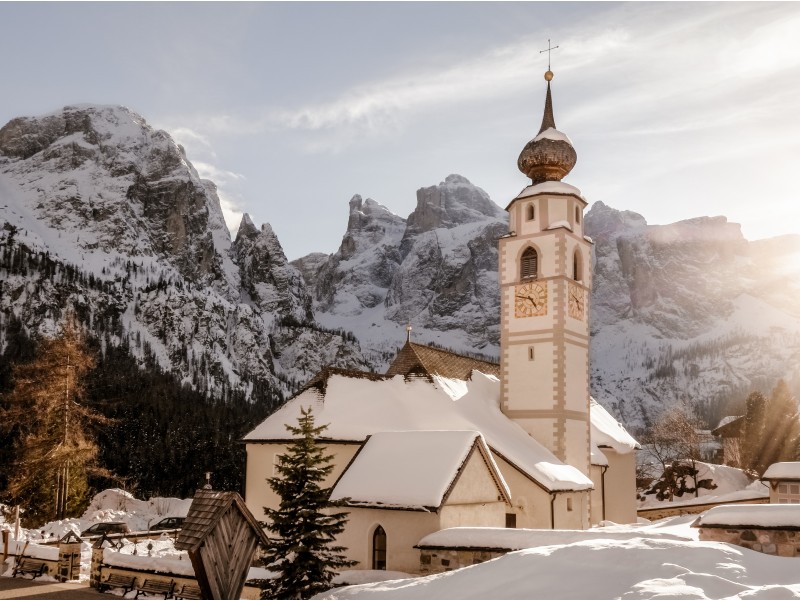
[2,104,799,435]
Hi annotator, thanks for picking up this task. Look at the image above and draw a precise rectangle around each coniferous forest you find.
[0,316,279,511]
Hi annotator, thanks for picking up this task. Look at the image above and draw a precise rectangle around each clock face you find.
[568,283,585,320]
[515,282,547,318]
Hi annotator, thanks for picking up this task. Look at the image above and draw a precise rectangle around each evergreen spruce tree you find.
[740,390,767,473]
[261,408,355,600]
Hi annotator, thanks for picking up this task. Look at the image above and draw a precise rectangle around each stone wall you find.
[419,548,505,575]
[698,527,800,557]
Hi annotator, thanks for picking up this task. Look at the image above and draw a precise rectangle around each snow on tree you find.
[260,407,355,600]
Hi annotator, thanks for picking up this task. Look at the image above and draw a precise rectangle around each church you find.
[243,66,639,574]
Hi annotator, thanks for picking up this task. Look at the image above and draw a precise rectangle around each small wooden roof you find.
[386,341,500,380]
[175,489,268,552]
[711,416,744,438]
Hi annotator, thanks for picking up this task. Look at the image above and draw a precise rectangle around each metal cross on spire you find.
[539,38,559,71]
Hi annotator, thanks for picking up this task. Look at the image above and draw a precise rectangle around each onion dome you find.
[517,71,577,184]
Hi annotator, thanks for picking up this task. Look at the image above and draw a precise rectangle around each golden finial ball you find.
[544,70,554,81]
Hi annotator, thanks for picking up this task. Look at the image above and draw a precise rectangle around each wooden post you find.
[2,530,8,565]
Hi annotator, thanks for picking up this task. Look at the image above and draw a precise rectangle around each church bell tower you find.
[499,67,592,476]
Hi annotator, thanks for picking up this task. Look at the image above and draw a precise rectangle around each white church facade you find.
[243,68,639,574]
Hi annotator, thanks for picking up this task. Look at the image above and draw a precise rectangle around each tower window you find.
[372,525,387,570]
[505,513,517,528]
[567,497,573,512]
[573,250,582,282]
[528,346,535,361]
[526,204,535,221]
[520,247,538,280]
[575,206,580,224]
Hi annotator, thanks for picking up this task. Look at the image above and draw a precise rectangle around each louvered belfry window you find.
[521,247,538,280]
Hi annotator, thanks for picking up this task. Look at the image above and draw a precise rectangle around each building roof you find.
[175,489,268,553]
[245,370,593,492]
[693,504,800,529]
[590,398,640,454]
[711,415,744,438]
[762,462,800,481]
[329,431,510,511]
[385,341,500,380]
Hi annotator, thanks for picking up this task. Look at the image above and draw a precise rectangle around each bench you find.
[134,578,175,599]
[12,557,47,579]
[174,583,202,599]
[98,573,137,594]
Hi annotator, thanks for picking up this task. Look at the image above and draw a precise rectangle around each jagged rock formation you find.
[298,175,507,367]
[586,202,800,429]
[0,104,368,400]
[2,104,798,429]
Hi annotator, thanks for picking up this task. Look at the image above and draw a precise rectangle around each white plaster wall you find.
[603,449,638,523]
[563,419,590,475]
[493,455,554,529]
[564,343,588,413]
[245,442,360,521]
[552,491,589,529]
[446,451,505,504]
[504,340,555,412]
[439,502,508,529]
[336,508,440,574]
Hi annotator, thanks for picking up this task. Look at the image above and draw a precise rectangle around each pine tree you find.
[261,408,355,600]
[0,317,113,525]
[740,390,767,473]
[740,382,799,475]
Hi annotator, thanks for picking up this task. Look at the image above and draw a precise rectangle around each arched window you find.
[521,247,538,280]
[573,249,582,281]
[575,206,581,224]
[526,204,535,221]
[372,526,387,570]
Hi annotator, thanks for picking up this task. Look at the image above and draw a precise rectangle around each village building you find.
[243,67,639,573]
[762,463,800,504]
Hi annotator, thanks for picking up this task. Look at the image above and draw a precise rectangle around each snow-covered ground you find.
[639,462,769,509]
[314,533,800,600]
[5,489,800,600]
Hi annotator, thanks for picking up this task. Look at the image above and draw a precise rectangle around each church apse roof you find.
[386,341,500,380]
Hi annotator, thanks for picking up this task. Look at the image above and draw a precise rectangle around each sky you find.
[1,2,799,260]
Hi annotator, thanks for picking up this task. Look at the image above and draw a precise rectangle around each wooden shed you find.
[175,490,269,600]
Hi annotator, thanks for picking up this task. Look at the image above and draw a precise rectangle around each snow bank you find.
[315,537,800,600]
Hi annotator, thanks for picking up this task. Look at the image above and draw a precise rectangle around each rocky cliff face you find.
[0,104,367,400]
[297,175,506,366]
[3,104,797,429]
[586,202,800,429]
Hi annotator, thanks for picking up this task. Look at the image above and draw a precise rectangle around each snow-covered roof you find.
[716,415,742,429]
[510,181,585,204]
[547,220,573,232]
[329,431,509,510]
[591,443,608,466]
[533,127,574,145]
[245,371,594,492]
[590,398,640,454]
[693,504,800,529]
[416,525,692,551]
[762,462,800,481]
